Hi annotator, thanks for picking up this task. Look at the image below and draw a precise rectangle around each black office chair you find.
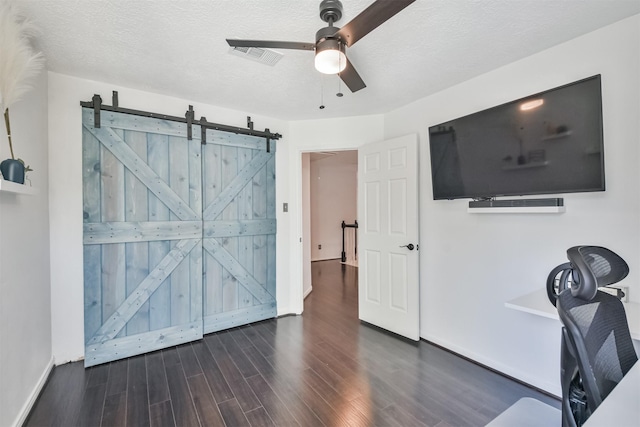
[546,246,637,427]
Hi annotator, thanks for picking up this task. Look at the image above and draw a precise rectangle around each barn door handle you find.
[400,243,415,251]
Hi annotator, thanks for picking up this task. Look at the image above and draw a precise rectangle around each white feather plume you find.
[0,1,45,113]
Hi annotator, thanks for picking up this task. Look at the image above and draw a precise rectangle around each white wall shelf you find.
[506,289,640,341]
[468,206,565,214]
[0,179,37,195]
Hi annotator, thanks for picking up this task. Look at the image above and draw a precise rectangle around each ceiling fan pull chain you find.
[337,55,344,97]
[319,74,326,109]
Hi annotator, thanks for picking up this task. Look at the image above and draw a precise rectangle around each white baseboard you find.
[277,305,302,316]
[12,356,55,427]
[340,260,359,267]
[310,257,341,262]
[422,334,561,398]
[303,286,313,299]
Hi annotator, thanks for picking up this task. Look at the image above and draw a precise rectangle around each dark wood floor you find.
[25,260,559,426]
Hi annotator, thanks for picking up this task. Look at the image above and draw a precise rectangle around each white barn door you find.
[357,134,420,340]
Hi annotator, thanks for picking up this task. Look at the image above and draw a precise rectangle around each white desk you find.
[584,361,640,426]
[506,290,640,426]
[485,397,561,427]
[505,289,640,341]
[488,364,640,426]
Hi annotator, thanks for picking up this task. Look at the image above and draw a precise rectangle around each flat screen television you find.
[428,75,604,200]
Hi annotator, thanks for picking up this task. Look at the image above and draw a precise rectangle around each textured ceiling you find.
[17,0,640,121]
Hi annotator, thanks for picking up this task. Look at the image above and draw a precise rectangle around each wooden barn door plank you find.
[266,153,277,298]
[237,147,254,310]
[168,135,192,327]
[147,133,173,332]
[203,143,223,320]
[100,132,126,339]
[252,155,268,310]
[84,221,202,244]
[83,126,103,344]
[123,129,150,335]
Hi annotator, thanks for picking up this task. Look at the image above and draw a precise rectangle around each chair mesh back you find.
[567,246,629,300]
[578,246,629,286]
[557,290,637,404]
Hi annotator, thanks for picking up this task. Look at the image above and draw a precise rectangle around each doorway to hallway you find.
[301,150,358,300]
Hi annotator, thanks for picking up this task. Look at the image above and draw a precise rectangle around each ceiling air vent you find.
[229,46,283,66]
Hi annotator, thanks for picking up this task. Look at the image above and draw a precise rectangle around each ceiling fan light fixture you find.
[314,39,346,74]
[227,0,417,92]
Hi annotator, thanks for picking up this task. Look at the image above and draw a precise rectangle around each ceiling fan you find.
[226,0,416,93]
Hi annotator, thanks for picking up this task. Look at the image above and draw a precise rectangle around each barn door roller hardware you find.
[200,117,208,145]
[91,94,102,127]
[80,92,281,150]
[186,105,195,140]
[265,130,271,153]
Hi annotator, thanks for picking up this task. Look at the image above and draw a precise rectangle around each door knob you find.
[400,243,415,250]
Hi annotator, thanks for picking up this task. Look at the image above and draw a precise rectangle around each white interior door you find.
[358,134,419,340]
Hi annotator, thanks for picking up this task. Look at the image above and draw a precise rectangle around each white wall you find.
[310,151,357,261]
[0,71,52,427]
[301,153,312,297]
[383,15,640,396]
[47,72,292,363]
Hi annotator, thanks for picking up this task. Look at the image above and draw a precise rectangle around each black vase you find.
[1,159,25,184]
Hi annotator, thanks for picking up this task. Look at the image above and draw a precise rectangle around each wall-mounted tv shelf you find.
[468,206,565,214]
[468,198,565,214]
[0,179,37,195]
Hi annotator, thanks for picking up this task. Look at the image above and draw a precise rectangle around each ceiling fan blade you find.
[335,0,416,47]
[226,39,315,51]
[340,57,366,92]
